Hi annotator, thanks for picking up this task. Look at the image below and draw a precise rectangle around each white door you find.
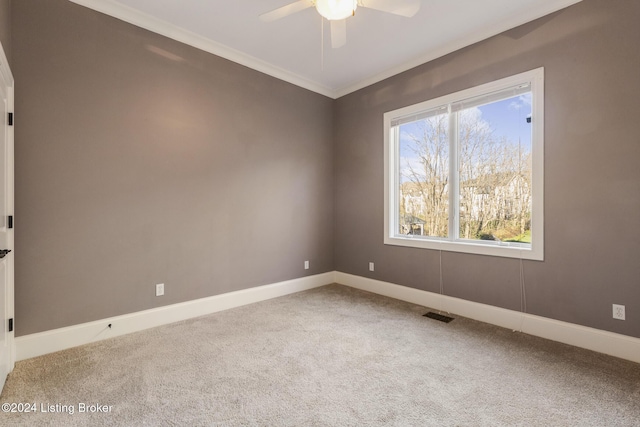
[0,42,14,393]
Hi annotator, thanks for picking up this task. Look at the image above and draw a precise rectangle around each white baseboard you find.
[16,272,335,361]
[335,272,640,364]
[16,271,640,365]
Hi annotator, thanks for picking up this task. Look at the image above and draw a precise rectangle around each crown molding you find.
[333,0,583,97]
[69,0,582,99]
[68,0,336,98]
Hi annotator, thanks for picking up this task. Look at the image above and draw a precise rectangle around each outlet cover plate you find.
[156,283,165,297]
[613,304,625,320]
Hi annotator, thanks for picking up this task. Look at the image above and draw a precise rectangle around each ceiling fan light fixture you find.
[315,0,357,20]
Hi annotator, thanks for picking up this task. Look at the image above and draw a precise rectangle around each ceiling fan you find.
[260,0,421,49]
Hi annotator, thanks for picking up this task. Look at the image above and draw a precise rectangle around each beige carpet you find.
[1,284,639,426]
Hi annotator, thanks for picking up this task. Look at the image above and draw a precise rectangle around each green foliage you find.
[504,230,531,243]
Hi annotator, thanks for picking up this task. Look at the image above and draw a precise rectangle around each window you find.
[384,68,544,260]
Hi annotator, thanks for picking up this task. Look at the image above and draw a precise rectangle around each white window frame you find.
[384,68,544,261]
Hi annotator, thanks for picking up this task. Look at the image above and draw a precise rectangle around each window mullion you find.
[448,108,459,240]
[393,125,401,236]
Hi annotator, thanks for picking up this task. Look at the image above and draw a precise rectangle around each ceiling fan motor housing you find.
[315,0,357,20]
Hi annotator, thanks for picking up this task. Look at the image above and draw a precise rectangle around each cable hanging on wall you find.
[439,249,447,314]
[517,254,528,332]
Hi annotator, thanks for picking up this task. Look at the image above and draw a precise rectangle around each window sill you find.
[384,235,543,261]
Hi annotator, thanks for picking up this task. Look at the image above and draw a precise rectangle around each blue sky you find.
[478,93,532,148]
[398,92,532,182]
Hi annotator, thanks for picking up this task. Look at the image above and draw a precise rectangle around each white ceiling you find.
[69,0,583,98]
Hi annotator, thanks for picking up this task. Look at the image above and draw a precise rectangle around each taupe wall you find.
[334,0,640,338]
[0,0,10,65]
[13,0,334,335]
[12,0,640,339]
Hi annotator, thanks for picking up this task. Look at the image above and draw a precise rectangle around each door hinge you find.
[8,215,12,229]
[8,112,13,126]
[8,318,13,332]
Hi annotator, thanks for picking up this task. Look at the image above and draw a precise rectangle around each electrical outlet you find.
[369,262,374,272]
[156,283,164,297]
[304,260,309,270]
[612,304,625,320]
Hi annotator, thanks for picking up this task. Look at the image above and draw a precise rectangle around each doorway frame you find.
[0,39,15,386]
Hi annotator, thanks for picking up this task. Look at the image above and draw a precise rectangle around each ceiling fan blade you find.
[360,0,421,17]
[330,19,347,49]
[259,0,314,22]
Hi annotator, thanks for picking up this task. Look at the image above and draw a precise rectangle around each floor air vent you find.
[423,312,454,323]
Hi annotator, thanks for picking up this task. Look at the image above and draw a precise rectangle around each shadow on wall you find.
[360,7,608,109]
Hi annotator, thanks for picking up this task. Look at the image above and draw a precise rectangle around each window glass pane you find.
[458,93,532,244]
[397,111,449,238]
